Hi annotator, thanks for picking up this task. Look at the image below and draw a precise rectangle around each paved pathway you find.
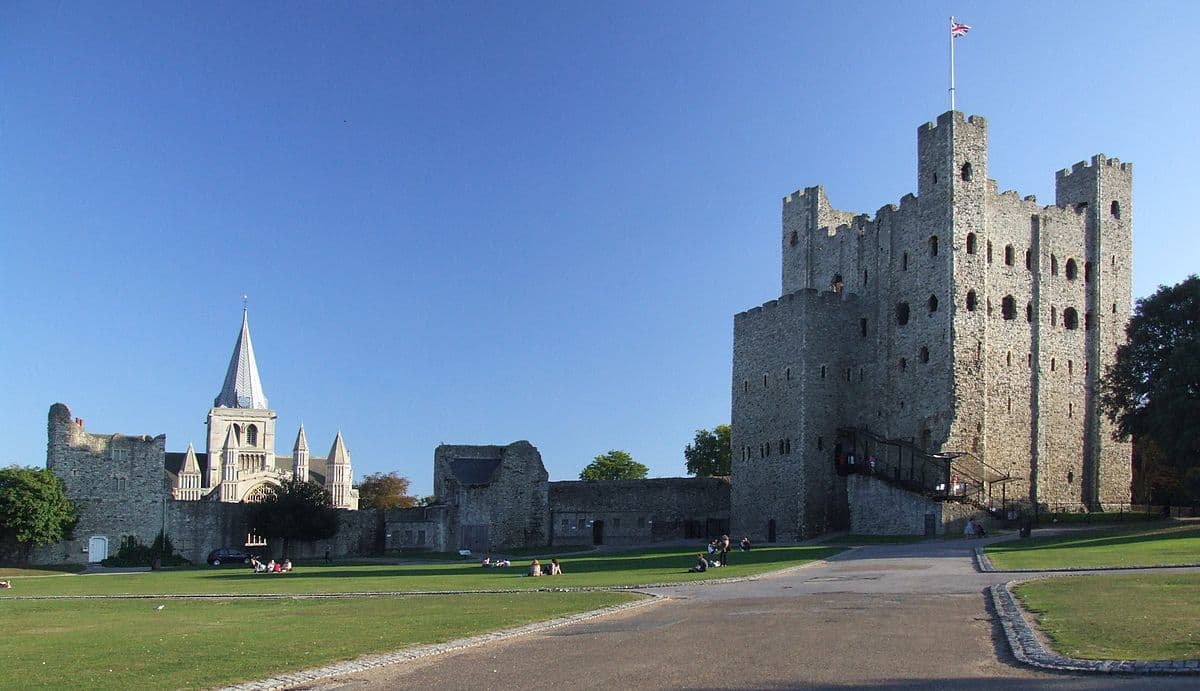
[294,537,1197,689]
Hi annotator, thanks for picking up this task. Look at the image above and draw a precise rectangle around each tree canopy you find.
[355,471,416,511]
[246,479,340,557]
[0,466,77,564]
[684,425,731,477]
[1100,275,1200,501]
[579,450,648,481]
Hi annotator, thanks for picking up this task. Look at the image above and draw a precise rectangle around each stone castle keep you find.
[731,111,1132,542]
[32,110,1133,564]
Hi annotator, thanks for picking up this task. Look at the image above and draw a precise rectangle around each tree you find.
[246,479,340,558]
[579,450,648,481]
[1100,275,1200,500]
[0,466,77,565]
[685,425,732,477]
[355,471,416,511]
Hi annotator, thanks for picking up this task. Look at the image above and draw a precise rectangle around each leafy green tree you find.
[0,466,77,565]
[1100,275,1200,500]
[355,471,416,511]
[579,450,648,481]
[246,479,340,558]
[684,425,732,477]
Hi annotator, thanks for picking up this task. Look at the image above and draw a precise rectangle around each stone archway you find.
[243,483,274,503]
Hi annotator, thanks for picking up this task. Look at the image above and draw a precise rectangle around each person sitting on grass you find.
[481,556,492,568]
[0,580,11,589]
[689,554,709,573]
[282,559,293,572]
[495,558,511,568]
[527,559,542,577]
[740,537,751,551]
[266,559,277,572]
[549,558,562,575]
[251,557,266,573]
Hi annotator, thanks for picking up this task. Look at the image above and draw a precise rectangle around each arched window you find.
[961,162,973,181]
[920,346,930,364]
[1065,258,1078,280]
[966,233,977,254]
[966,290,977,311]
[1111,200,1121,219]
[1004,245,1014,266]
[896,302,910,325]
[928,294,939,313]
[246,424,258,447]
[1051,255,1059,276]
[1063,307,1079,330]
[929,235,939,256]
[1001,295,1016,320]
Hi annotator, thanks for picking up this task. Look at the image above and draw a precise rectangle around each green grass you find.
[0,545,839,597]
[0,565,86,578]
[1035,510,1166,526]
[0,592,635,690]
[1014,573,1200,660]
[984,524,1200,570]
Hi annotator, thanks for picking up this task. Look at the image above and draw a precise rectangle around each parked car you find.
[207,547,253,565]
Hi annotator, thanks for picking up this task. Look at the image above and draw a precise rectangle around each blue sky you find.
[2,2,1196,495]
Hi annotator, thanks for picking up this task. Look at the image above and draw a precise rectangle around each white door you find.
[87,536,108,563]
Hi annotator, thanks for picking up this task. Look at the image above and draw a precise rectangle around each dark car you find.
[206,547,253,565]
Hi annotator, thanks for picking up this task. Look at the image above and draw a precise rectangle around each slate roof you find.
[214,309,269,409]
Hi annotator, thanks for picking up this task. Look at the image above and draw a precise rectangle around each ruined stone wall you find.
[384,505,450,553]
[549,477,730,546]
[434,442,549,552]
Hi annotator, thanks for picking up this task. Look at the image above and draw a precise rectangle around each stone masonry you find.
[732,110,1133,542]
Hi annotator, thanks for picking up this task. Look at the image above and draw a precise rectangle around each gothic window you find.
[961,162,973,181]
[1065,258,1078,280]
[966,233,977,254]
[1064,307,1079,330]
[1111,200,1121,219]
[1004,245,1014,266]
[966,290,977,311]
[928,294,939,313]
[831,274,844,293]
[902,252,909,271]
[246,424,258,447]
[920,346,930,364]
[929,235,939,256]
[245,484,272,503]
[1001,295,1016,320]
[896,302,910,325]
[1051,255,1059,276]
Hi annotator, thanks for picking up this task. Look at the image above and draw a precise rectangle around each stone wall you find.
[384,505,450,553]
[434,442,550,552]
[549,477,730,546]
[846,474,988,536]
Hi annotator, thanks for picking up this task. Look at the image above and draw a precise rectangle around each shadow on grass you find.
[987,524,1200,555]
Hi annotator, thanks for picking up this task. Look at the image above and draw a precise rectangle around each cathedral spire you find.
[214,308,269,409]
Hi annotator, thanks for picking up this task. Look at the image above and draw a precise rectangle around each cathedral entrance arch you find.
[244,483,273,503]
[87,536,108,563]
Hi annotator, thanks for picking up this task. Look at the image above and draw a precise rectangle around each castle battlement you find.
[1057,154,1133,181]
[918,110,988,134]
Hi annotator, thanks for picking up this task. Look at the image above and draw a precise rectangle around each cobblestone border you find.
[990,579,1200,675]
[219,592,666,690]
[974,547,1200,573]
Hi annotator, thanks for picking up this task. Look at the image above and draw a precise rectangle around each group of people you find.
[251,557,292,573]
[690,534,750,572]
[480,556,511,568]
[525,558,563,577]
[963,517,988,538]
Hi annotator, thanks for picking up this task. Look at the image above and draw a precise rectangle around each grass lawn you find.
[1013,573,1200,660]
[0,565,85,578]
[984,524,1200,570]
[0,545,840,597]
[0,591,635,689]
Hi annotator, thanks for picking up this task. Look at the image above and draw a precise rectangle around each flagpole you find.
[949,16,956,111]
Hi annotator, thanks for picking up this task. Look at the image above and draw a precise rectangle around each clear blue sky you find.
[2,2,1196,495]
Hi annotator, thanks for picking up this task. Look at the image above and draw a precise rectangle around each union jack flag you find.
[951,22,971,38]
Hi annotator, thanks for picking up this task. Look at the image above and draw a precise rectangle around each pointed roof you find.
[182,443,201,474]
[326,431,350,466]
[222,425,239,451]
[214,309,269,409]
[293,424,309,453]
